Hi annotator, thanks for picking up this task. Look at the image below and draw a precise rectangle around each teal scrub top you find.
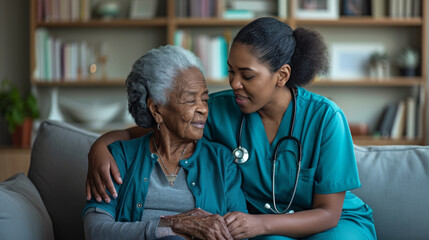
[82,133,247,222]
[204,87,365,214]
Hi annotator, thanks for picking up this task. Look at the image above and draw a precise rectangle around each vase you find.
[11,118,33,148]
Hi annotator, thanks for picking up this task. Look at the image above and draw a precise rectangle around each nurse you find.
[86,17,376,239]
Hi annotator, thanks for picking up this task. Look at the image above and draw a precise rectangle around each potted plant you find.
[0,79,39,147]
[396,48,420,76]
[369,51,389,79]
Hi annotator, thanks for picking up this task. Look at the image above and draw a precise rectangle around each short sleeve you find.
[314,111,361,194]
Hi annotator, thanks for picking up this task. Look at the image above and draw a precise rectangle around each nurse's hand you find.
[86,141,122,203]
[161,212,233,240]
[224,211,264,239]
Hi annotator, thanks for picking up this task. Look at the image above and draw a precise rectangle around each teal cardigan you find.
[83,133,247,221]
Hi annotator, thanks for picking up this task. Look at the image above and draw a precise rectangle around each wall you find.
[0,0,30,145]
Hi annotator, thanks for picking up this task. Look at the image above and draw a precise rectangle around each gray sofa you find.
[1,120,428,240]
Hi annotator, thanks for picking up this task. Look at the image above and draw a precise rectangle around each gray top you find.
[84,162,195,240]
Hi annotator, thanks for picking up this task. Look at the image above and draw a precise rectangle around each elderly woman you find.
[82,45,247,240]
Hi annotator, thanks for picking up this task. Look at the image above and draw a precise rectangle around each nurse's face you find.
[158,67,209,141]
[227,42,279,114]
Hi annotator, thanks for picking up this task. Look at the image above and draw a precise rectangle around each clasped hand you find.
[161,209,262,240]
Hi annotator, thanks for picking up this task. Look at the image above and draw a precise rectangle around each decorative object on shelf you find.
[59,98,122,130]
[46,87,64,121]
[129,0,157,19]
[97,42,108,80]
[294,0,339,19]
[93,1,121,20]
[369,51,390,79]
[349,123,369,136]
[330,43,384,80]
[396,47,419,76]
[341,0,371,16]
[0,79,39,147]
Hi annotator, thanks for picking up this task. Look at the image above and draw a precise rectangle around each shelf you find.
[32,79,125,87]
[353,136,424,146]
[175,18,258,27]
[311,77,425,87]
[296,17,423,27]
[36,18,168,28]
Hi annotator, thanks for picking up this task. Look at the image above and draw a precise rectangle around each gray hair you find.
[126,45,204,128]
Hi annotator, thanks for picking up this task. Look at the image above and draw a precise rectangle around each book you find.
[416,86,425,138]
[404,0,412,18]
[406,96,416,139]
[412,0,421,17]
[190,0,201,18]
[372,0,386,18]
[278,0,287,18]
[223,9,254,19]
[389,0,399,18]
[390,100,406,139]
[175,0,189,17]
[378,102,398,138]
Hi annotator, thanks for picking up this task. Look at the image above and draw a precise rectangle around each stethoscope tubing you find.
[233,87,302,214]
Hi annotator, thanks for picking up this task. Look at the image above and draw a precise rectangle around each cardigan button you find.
[137,203,142,208]
[184,160,188,164]
[191,182,196,186]
[144,178,148,182]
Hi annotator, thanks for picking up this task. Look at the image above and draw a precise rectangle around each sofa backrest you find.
[353,145,429,240]
[28,120,99,240]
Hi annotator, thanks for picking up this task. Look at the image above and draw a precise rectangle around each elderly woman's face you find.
[159,67,209,141]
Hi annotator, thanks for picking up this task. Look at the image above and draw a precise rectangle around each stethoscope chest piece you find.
[233,146,249,164]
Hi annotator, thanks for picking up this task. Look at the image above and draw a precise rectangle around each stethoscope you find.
[233,87,302,214]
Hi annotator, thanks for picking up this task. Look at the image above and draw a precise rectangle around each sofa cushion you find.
[353,145,429,240]
[0,172,55,240]
[28,120,99,240]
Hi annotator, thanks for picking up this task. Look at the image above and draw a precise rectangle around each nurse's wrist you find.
[258,214,273,236]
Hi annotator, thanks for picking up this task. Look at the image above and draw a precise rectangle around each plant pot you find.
[11,118,33,148]
[399,68,417,77]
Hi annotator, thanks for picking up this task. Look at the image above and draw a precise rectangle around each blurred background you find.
[1,0,428,151]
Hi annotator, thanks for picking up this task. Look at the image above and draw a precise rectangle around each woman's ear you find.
[276,64,291,88]
[147,98,163,124]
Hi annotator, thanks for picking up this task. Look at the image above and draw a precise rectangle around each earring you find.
[157,123,160,130]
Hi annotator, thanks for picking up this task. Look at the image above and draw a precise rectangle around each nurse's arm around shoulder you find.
[224,191,345,239]
[86,126,149,203]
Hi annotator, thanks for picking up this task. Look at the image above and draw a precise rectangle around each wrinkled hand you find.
[224,211,263,239]
[164,208,212,218]
[161,210,233,240]
[86,142,122,203]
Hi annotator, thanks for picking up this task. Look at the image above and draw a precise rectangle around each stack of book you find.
[388,0,421,18]
[36,0,91,22]
[224,0,279,19]
[34,29,96,82]
[175,0,286,19]
[175,30,228,81]
[376,88,425,140]
[175,0,224,18]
